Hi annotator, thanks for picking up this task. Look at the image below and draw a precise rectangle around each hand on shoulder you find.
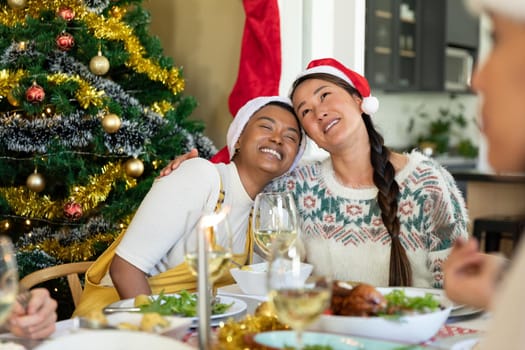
[158,148,199,178]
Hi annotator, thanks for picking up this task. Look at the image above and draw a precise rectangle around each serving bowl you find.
[230,262,313,296]
[309,287,453,344]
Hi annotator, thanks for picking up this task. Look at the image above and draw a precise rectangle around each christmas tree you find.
[0,0,217,316]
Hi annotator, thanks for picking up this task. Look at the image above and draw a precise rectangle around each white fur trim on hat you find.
[361,96,379,115]
[296,66,353,87]
[226,96,307,172]
[466,0,525,21]
[292,58,379,115]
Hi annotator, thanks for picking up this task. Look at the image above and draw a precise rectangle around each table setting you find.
[0,192,490,350]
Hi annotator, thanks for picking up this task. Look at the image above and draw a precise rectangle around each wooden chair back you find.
[19,261,94,307]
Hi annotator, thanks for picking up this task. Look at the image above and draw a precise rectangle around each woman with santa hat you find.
[73,96,306,316]
[266,58,468,288]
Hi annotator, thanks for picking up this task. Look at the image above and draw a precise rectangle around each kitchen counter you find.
[450,170,525,236]
[451,169,525,183]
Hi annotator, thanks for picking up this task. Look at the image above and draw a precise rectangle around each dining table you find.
[0,283,490,350]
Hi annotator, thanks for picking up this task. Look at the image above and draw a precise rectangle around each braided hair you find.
[291,73,413,286]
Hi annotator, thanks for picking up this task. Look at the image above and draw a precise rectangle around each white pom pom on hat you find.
[226,96,307,172]
[466,0,525,21]
[294,58,379,115]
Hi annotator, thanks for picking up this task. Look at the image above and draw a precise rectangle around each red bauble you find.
[56,32,75,51]
[25,83,45,103]
[64,201,83,220]
[57,7,75,21]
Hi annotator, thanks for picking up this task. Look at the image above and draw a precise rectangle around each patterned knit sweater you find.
[268,151,469,288]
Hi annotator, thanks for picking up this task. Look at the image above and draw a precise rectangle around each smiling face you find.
[471,14,525,172]
[234,104,302,178]
[291,77,365,154]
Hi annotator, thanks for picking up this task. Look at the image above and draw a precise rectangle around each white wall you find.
[373,92,479,149]
[278,0,482,153]
[279,0,366,94]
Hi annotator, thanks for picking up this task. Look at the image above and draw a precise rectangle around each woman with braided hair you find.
[271,58,468,288]
[161,58,468,288]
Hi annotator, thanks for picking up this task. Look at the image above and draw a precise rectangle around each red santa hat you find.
[294,58,379,115]
[226,96,306,172]
[466,0,525,21]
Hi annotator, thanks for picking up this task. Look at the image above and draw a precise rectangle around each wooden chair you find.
[19,261,94,307]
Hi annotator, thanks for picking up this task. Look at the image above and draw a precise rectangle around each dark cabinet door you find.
[365,0,396,90]
[418,0,446,91]
[366,0,478,92]
[366,0,419,91]
[446,0,480,48]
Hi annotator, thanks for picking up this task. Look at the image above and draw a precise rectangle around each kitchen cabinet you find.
[365,0,479,92]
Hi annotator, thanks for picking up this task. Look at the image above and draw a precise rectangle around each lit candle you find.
[197,217,211,348]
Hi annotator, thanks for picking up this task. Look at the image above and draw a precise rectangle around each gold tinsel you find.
[109,6,126,21]
[47,73,106,109]
[149,100,174,117]
[82,12,185,95]
[69,161,137,210]
[216,315,288,350]
[0,162,137,220]
[20,232,117,262]
[0,1,185,95]
[0,70,106,110]
[0,69,25,97]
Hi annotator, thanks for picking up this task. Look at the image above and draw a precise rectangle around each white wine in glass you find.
[252,192,299,256]
[184,209,233,284]
[267,238,331,349]
[0,236,18,325]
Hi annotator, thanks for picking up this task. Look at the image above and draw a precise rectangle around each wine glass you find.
[0,236,19,326]
[266,237,332,350]
[252,192,299,257]
[184,208,233,295]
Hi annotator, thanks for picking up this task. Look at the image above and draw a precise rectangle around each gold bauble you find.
[6,91,19,107]
[125,158,144,178]
[27,172,46,193]
[101,113,121,133]
[7,0,27,9]
[89,51,110,76]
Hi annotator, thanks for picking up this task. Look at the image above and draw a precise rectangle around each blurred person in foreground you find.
[443,0,525,348]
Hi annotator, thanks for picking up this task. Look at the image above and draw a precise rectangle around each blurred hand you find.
[443,238,506,310]
[158,148,199,178]
[6,288,57,339]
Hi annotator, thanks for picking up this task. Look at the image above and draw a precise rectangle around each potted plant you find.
[407,94,478,158]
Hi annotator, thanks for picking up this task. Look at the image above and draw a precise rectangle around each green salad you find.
[380,289,442,318]
[138,290,234,317]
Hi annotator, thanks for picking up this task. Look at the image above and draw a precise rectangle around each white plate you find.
[106,294,247,321]
[404,288,484,318]
[312,287,453,344]
[35,330,193,350]
[102,313,191,338]
[397,288,484,318]
[254,331,428,350]
[449,304,484,318]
